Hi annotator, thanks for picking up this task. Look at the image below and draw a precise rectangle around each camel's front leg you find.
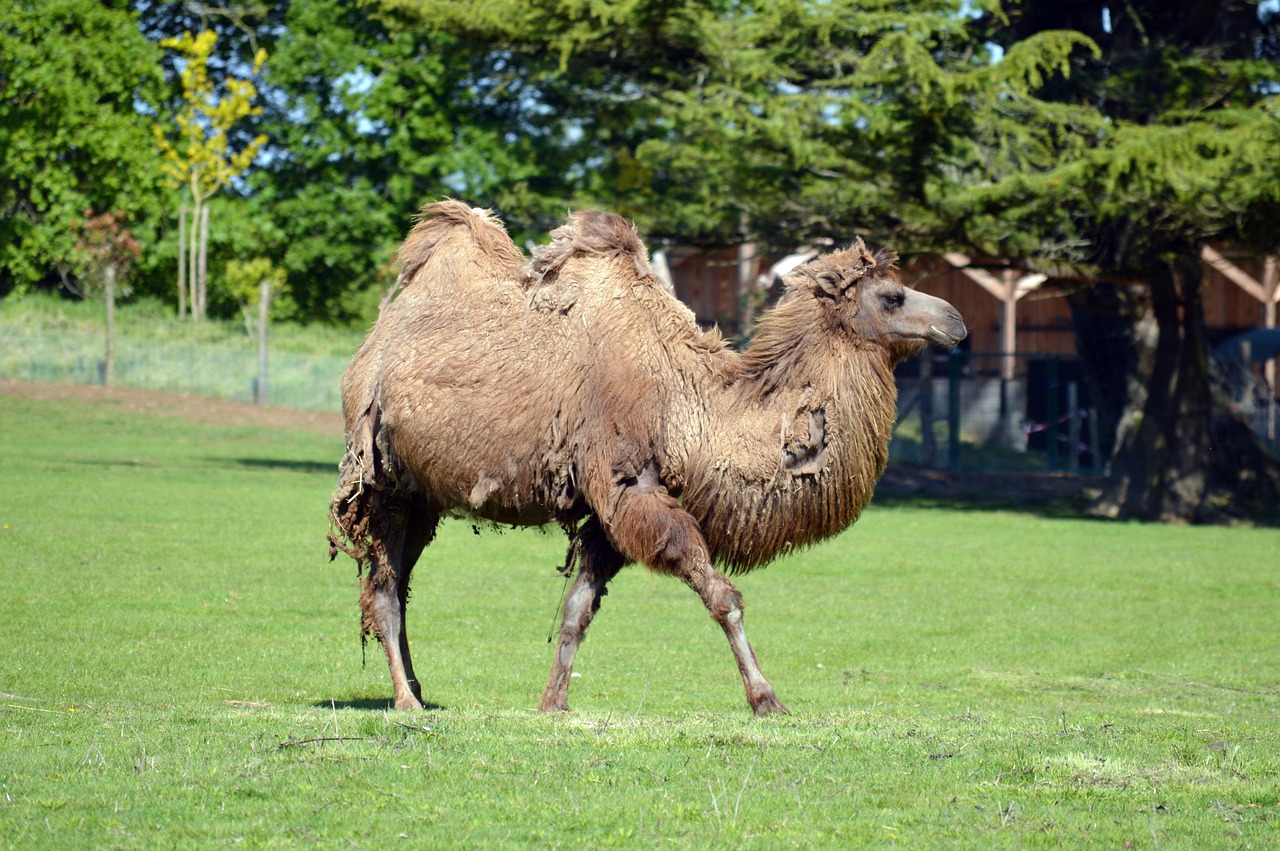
[605,474,787,716]
[539,520,624,712]
[682,562,788,716]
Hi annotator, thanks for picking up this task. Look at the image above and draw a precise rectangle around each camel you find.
[329,200,967,716]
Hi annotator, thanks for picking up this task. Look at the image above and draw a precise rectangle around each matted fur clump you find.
[328,198,966,716]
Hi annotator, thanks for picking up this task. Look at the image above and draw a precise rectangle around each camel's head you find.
[790,242,967,359]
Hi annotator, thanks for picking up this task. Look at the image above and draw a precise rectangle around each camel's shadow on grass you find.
[229,457,334,475]
[313,698,447,712]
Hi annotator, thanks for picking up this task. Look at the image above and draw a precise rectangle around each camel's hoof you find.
[752,695,789,717]
[394,694,424,711]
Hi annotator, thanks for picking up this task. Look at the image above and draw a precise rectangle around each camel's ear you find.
[816,270,846,297]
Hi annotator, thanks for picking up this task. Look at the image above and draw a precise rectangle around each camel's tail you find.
[328,398,406,573]
[528,210,654,286]
[396,198,525,289]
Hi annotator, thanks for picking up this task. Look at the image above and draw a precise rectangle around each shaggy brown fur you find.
[329,199,966,715]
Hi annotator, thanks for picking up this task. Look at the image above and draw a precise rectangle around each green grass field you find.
[1,388,1277,848]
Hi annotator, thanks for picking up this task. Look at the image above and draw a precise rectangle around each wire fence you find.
[5,329,1275,473]
[0,326,348,411]
[894,349,1279,472]
[894,351,1107,473]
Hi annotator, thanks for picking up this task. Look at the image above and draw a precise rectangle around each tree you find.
[0,0,164,295]
[71,210,141,386]
[387,0,1090,249]
[246,0,540,320]
[153,28,267,321]
[399,0,1279,520]
[959,0,1280,521]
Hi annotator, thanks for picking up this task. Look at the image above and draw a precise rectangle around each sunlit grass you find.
[1,389,1278,848]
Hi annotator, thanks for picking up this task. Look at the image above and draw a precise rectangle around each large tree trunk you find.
[1085,258,1280,522]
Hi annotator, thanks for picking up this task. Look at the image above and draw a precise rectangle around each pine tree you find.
[961,0,1280,520]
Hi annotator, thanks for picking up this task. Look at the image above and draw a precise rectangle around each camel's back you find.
[339,201,525,429]
[341,204,735,525]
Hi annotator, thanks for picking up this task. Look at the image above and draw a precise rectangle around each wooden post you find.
[920,348,936,467]
[736,214,759,335]
[1067,381,1080,472]
[255,276,271,406]
[948,348,962,470]
[1087,403,1101,473]
[1265,256,1277,444]
[1000,270,1018,382]
[942,253,1047,380]
[103,264,116,387]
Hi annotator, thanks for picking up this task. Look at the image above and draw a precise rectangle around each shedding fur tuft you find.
[528,210,653,286]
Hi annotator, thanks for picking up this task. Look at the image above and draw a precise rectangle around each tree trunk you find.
[1088,258,1280,522]
[103,264,116,387]
[177,208,187,320]
[197,204,211,320]
[187,198,200,321]
[255,276,271,406]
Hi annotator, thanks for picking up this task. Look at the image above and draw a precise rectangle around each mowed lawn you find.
[1,388,1277,849]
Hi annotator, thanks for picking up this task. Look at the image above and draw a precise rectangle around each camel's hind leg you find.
[539,519,625,712]
[606,471,788,716]
[396,502,438,705]
[361,496,439,710]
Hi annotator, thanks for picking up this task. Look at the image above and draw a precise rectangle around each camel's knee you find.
[695,573,745,625]
[607,486,710,574]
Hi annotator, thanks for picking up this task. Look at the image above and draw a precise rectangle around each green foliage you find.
[224,256,286,337]
[385,0,1105,254]
[2,390,1280,846]
[957,0,1280,269]
[0,0,164,293]
[223,257,285,306]
[222,0,475,318]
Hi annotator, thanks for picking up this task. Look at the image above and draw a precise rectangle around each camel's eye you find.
[881,290,905,311]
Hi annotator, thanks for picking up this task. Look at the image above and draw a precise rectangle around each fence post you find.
[255,276,271,406]
[1087,403,1101,473]
[1046,355,1060,471]
[948,347,961,470]
[1067,381,1080,472]
[920,350,936,467]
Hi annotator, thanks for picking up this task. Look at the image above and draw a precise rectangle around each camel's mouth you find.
[928,324,967,348]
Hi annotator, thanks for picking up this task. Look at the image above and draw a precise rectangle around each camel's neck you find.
[680,305,901,573]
